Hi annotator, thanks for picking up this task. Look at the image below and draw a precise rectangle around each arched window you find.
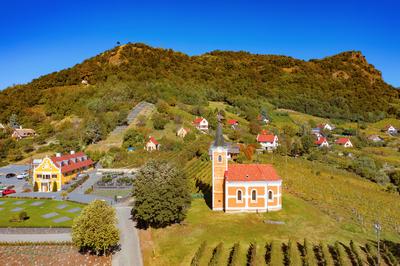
[237,190,242,201]
[218,155,222,162]
[268,190,273,200]
[251,190,257,201]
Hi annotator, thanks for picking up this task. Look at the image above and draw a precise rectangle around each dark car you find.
[2,189,16,196]
[6,173,16,178]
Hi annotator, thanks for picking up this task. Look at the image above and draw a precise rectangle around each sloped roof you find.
[315,137,328,145]
[257,134,276,143]
[336,137,350,145]
[50,152,93,174]
[227,119,238,125]
[148,136,159,145]
[225,164,281,182]
[193,117,206,124]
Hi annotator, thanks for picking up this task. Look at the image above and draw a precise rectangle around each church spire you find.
[213,122,225,147]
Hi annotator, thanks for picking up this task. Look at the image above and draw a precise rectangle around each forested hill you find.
[1,43,399,124]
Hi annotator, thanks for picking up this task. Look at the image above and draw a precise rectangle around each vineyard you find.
[189,239,399,266]
[184,159,212,190]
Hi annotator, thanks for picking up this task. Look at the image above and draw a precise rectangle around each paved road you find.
[0,233,71,242]
[72,170,102,194]
[112,206,143,266]
[111,101,154,135]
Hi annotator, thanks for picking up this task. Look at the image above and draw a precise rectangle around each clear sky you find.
[0,0,399,90]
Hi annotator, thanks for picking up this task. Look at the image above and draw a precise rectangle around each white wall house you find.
[257,134,279,151]
[193,117,208,131]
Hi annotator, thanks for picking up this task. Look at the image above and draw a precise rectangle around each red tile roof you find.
[51,152,93,174]
[335,137,350,145]
[193,117,205,124]
[227,119,238,125]
[315,137,328,145]
[225,164,281,182]
[148,136,159,145]
[257,134,276,143]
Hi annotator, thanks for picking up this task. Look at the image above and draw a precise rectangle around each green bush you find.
[191,241,207,266]
[208,242,223,266]
[228,243,240,266]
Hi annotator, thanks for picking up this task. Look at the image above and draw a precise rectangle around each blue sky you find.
[0,0,399,89]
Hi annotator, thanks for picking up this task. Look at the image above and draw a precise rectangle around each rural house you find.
[257,114,270,124]
[211,124,282,213]
[11,127,36,140]
[33,151,93,192]
[227,119,239,129]
[335,137,353,148]
[315,137,329,148]
[317,123,334,131]
[145,136,160,151]
[367,135,384,143]
[176,127,190,138]
[193,117,208,131]
[384,125,398,135]
[256,131,278,151]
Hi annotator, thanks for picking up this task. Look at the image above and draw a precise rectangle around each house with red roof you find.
[315,137,329,148]
[145,136,160,151]
[193,117,208,131]
[256,131,278,151]
[211,124,282,212]
[335,137,353,148]
[227,119,239,129]
[32,151,93,192]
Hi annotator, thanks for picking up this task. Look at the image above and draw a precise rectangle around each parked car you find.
[17,172,29,179]
[5,173,16,178]
[2,189,16,196]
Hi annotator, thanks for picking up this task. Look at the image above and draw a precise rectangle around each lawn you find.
[141,196,392,266]
[0,198,84,227]
[92,189,131,198]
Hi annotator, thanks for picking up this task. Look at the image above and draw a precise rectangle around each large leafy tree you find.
[72,200,119,255]
[132,159,191,228]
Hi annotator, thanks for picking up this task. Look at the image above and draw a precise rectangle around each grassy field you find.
[92,189,131,198]
[0,198,84,227]
[141,150,400,265]
[141,196,398,265]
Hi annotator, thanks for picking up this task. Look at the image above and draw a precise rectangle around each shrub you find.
[247,243,257,266]
[33,182,38,192]
[52,181,58,192]
[72,200,119,255]
[191,241,207,266]
[208,242,223,266]
[228,243,240,266]
[19,211,28,221]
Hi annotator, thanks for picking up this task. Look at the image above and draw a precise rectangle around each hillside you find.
[0,43,399,127]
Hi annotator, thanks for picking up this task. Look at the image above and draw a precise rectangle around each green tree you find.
[300,134,314,153]
[152,113,169,130]
[132,160,191,228]
[72,200,119,255]
[8,113,19,128]
[52,181,58,192]
[84,119,103,144]
[123,128,145,148]
[33,181,39,192]
[248,120,260,135]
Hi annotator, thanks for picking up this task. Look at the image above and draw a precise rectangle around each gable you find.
[35,157,60,173]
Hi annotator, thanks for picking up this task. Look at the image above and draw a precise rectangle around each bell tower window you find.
[218,155,222,162]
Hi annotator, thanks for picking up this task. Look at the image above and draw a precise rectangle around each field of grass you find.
[141,196,399,265]
[0,198,84,227]
[92,189,131,198]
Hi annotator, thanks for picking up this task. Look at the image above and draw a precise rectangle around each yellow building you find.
[33,151,93,192]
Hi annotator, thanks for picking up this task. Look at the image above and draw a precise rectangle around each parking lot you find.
[0,164,31,193]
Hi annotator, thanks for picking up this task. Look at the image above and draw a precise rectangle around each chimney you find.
[70,150,75,155]
[56,153,61,157]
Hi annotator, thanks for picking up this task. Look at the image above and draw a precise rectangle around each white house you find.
[367,135,384,143]
[177,127,190,138]
[318,123,334,131]
[335,137,353,148]
[227,119,239,130]
[193,117,208,131]
[145,136,160,151]
[256,133,279,151]
[385,125,398,135]
[11,127,36,140]
[315,137,329,148]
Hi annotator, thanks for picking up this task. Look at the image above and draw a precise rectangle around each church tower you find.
[211,123,228,211]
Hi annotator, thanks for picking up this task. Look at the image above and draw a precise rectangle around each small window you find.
[52,174,57,179]
[251,190,257,201]
[268,190,273,200]
[237,190,242,201]
[218,155,222,162]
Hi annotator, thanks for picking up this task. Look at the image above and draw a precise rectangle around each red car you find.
[2,189,16,196]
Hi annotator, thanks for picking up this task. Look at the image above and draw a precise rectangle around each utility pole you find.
[374,221,381,266]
